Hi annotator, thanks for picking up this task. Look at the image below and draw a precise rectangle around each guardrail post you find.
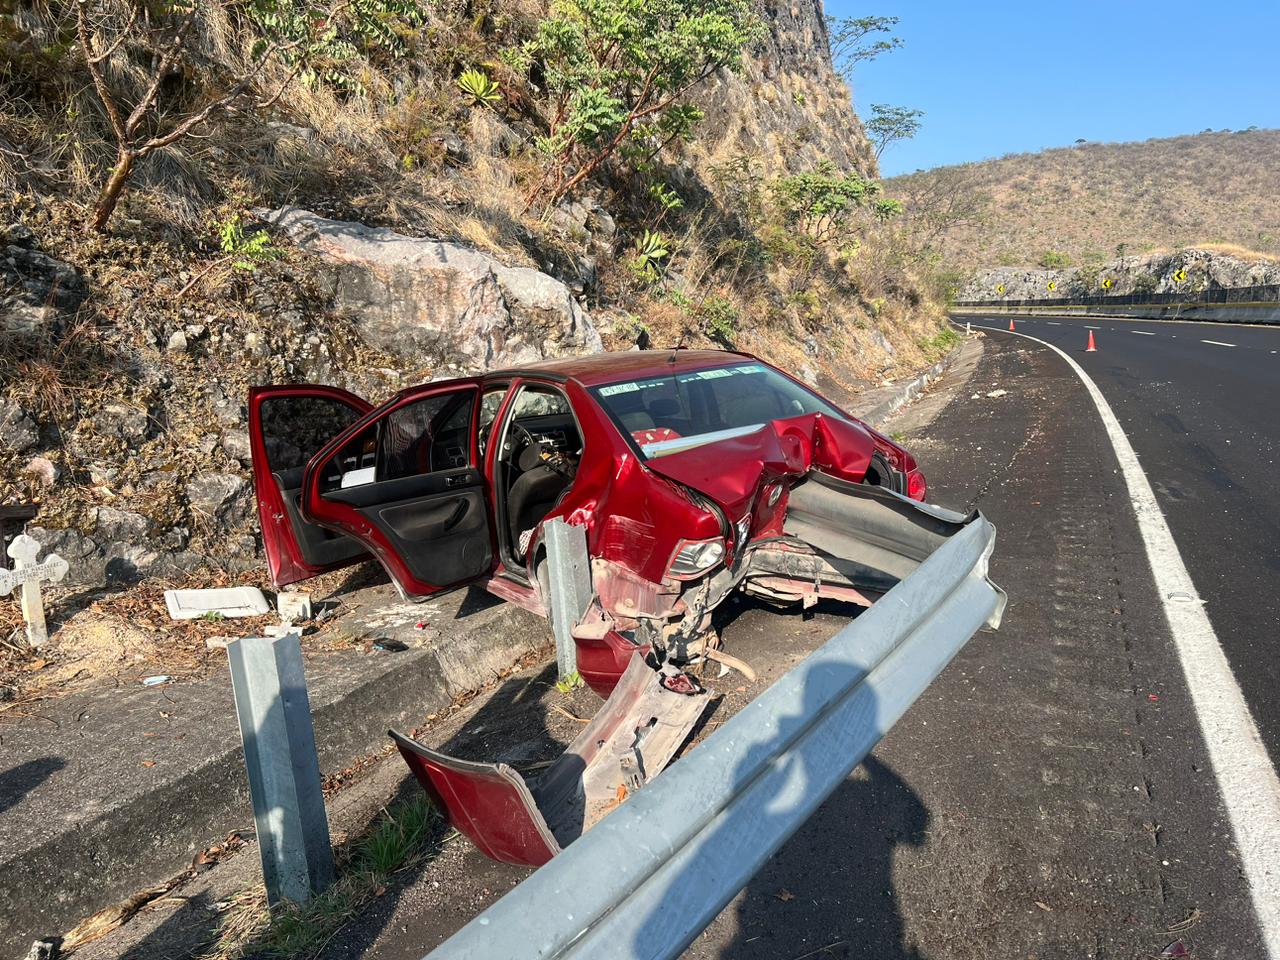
[544,519,591,681]
[227,634,335,905]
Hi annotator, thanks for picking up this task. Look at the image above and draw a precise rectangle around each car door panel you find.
[272,466,368,570]
[248,385,373,587]
[302,382,495,597]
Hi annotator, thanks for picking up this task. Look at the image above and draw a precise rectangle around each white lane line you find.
[1085,325,1101,329]
[1202,339,1237,348]
[978,324,1280,955]
[1131,330,1157,336]
[1047,321,1062,325]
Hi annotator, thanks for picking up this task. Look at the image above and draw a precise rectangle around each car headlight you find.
[667,538,726,579]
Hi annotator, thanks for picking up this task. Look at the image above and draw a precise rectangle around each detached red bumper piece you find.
[391,654,708,866]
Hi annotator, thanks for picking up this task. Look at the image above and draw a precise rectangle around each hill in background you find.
[885,128,1280,273]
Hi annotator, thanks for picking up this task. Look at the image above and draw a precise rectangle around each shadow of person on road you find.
[712,755,928,960]
[625,654,929,960]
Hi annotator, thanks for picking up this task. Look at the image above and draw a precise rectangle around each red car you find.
[250,349,929,693]
[250,348,978,864]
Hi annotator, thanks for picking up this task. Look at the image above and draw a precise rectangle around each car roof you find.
[486,349,758,388]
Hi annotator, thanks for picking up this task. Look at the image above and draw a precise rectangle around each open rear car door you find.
[249,385,374,588]
[299,380,495,598]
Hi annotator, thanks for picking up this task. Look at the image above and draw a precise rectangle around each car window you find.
[378,392,475,481]
[478,385,509,457]
[260,396,364,473]
[510,384,571,419]
[590,362,841,459]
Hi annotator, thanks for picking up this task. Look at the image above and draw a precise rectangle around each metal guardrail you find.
[956,282,1280,309]
[424,511,1005,960]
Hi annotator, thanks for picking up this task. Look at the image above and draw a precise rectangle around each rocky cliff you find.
[961,247,1280,301]
[696,1,877,176]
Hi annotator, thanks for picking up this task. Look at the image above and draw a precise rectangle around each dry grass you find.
[200,795,441,960]
[888,128,1280,271]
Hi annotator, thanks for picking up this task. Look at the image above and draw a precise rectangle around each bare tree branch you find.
[75,0,126,144]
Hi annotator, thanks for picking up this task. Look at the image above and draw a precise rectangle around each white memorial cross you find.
[0,534,69,648]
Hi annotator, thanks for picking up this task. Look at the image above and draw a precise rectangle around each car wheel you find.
[863,453,900,493]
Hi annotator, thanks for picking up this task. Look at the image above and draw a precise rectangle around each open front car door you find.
[249,385,374,588]
[300,380,495,598]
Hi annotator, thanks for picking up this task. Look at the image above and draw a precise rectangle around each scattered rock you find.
[220,430,252,464]
[1,231,88,335]
[435,132,469,164]
[92,506,153,541]
[24,939,58,960]
[3,223,36,248]
[243,330,271,359]
[0,400,39,452]
[22,457,59,487]
[184,473,251,525]
[27,526,101,586]
[89,402,149,443]
[166,330,188,353]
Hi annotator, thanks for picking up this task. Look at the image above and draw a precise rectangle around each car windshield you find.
[590,362,843,459]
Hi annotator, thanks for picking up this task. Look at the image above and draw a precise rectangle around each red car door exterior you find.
[248,385,375,587]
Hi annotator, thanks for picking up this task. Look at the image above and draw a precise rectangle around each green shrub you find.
[696,295,738,344]
[219,213,280,271]
[1038,249,1072,269]
[510,0,764,206]
[629,229,671,283]
[772,160,879,245]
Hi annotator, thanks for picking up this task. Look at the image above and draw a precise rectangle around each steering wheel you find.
[509,421,541,457]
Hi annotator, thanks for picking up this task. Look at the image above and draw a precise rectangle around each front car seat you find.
[507,443,570,553]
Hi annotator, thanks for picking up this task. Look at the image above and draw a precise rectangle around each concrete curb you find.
[0,595,548,956]
[855,342,967,428]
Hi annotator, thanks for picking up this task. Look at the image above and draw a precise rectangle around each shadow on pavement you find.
[0,756,66,816]
[714,755,927,960]
[622,656,928,960]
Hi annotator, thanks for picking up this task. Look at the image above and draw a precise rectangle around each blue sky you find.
[823,1,1280,177]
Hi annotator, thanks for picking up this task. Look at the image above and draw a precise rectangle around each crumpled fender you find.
[641,413,875,517]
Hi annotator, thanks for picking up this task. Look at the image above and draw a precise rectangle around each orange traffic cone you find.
[1086,330,1097,352]
[1008,318,1016,331]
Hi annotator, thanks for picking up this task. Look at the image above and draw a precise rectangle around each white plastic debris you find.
[985,389,1008,398]
[164,587,271,621]
[141,675,172,686]
[276,591,313,623]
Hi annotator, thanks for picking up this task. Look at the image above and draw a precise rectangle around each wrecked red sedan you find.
[251,349,973,864]
[250,349,928,694]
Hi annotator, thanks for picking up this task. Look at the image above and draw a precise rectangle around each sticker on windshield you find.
[679,368,733,381]
[598,382,640,397]
[677,363,765,383]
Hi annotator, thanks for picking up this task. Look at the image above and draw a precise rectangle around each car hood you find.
[642,414,876,519]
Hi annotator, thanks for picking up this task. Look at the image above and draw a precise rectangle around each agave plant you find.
[631,229,671,283]
[456,68,501,107]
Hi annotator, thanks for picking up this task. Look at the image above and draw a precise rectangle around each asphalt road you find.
[965,314,1280,767]
[301,333,1265,960]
